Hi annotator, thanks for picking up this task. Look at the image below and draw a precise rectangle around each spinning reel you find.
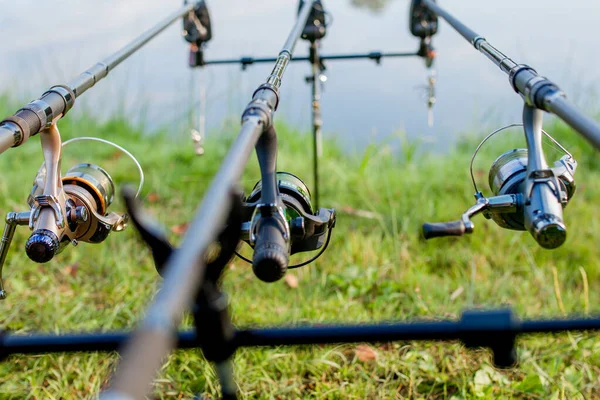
[423,105,577,249]
[239,172,336,282]
[183,0,212,67]
[125,172,335,284]
[411,0,438,126]
[0,126,142,299]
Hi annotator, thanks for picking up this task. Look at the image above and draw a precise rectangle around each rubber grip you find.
[252,218,289,283]
[422,220,466,239]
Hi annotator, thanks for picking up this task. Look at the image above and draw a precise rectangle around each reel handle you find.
[252,216,290,283]
[422,220,466,239]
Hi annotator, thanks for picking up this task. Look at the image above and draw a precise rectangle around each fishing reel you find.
[411,0,438,126]
[423,110,577,249]
[299,0,327,43]
[0,126,142,299]
[183,0,212,67]
[239,172,336,282]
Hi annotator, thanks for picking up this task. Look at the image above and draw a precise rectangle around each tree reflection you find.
[350,0,394,13]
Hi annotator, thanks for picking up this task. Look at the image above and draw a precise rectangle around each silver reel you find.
[423,121,577,249]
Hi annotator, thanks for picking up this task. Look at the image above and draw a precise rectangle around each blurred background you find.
[1,0,599,152]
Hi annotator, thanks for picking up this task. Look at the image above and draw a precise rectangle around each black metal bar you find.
[203,51,418,67]
[3,314,600,358]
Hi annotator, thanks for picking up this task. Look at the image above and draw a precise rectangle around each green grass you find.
[0,95,598,399]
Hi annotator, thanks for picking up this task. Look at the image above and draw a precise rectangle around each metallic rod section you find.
[265,0,316,89]
[476,41,517,74]
[0,125,17,155]
[546,95,600,150]
[202,51,418,66]
[103,118,263,399]
[68,2,196,97]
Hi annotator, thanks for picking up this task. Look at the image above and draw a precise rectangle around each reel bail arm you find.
[422,193,519,239]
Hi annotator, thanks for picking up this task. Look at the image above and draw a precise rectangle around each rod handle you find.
[422,220,466,239]
[252,217,289,283]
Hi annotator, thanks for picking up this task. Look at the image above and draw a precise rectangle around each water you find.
[1,0,599,152]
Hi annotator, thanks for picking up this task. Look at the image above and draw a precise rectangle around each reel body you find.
[0,127,139,299]
[487,149,576,231]
[239,172,335,281]
[27,163,126,251]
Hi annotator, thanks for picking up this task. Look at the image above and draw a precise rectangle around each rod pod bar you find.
[0,1,203,156]
[422,0,600,151]
[100,2,318,398]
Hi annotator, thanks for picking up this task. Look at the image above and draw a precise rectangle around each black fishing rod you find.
[421,0,600,151]
[100,1,336,398]
[0,1,205,156]
[420,0,599,249]
[0,1,209,300]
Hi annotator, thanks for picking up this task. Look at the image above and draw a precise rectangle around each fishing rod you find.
[420,0,600,249]
[0,1,209,300]
[1,1,599,399]
[0,1,204,156]
[193,0,434,209]
[419,0,600,151]
[101,1,336,397]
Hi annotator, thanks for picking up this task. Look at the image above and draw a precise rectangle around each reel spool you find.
[487,148,576,232]
[239,172,335,282]
[25,137,142,262]
[422,124,577,249]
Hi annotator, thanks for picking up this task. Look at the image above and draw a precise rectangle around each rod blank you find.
[0,1,200,156]
[423,0,600,151]
[102,2,318,398]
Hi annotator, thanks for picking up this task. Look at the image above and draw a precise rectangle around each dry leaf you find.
[450,286,464,301]
[147,193,160,203]
[171,223,189,236]
[284,274,299,289]
[339,206,382,220]
[355,345,377,361]
[63,263,79,278]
